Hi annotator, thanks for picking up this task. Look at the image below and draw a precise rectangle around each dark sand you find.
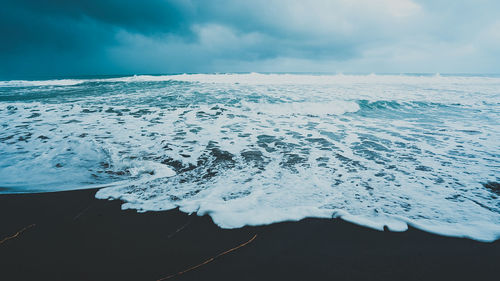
[0,188,499,281]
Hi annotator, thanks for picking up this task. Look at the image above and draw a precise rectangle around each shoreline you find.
[1,188,499,281]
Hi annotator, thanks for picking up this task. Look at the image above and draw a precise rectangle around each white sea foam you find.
[1,74,499,241]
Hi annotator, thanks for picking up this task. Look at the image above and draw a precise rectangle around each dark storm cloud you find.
[0,0,197,77]
[1,0,195,54]
[1,0,499,78]
[1,0,365,77]
[40,1,193,33]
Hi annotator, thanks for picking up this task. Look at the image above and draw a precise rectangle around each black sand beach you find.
[1,188,499,281]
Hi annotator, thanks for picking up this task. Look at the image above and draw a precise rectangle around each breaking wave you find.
[1,73,499,241]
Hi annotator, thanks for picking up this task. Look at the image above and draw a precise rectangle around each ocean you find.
[0,73,499,241]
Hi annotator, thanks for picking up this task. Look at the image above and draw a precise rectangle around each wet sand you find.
[0,188,498,281]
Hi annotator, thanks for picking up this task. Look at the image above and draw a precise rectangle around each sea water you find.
[1,73,499,241]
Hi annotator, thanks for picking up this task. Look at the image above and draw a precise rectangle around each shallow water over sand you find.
[1,73,499,241]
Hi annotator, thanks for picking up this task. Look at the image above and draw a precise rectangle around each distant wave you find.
[2,73,500,87]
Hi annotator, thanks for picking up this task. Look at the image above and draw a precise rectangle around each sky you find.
[1,0,499,78]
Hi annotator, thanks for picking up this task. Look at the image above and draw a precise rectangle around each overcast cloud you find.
[1,0,499,78]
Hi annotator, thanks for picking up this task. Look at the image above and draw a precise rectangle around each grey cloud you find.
[1,0,499,78]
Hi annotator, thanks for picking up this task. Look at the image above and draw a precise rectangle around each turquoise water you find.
[1,73,499,241]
